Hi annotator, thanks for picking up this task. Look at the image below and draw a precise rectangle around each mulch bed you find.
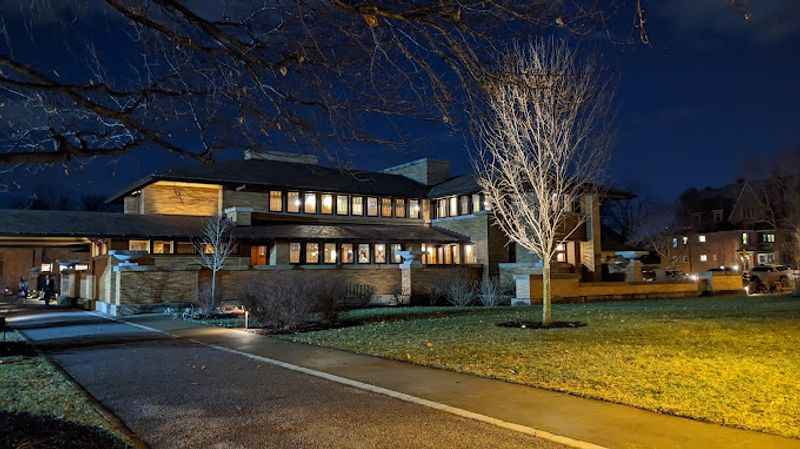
[496,320,586,330]
[0,412,131,449]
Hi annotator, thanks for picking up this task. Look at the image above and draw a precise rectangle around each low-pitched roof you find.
[107,159,430,203]
[428,175,479,198]
[0,209,466,243]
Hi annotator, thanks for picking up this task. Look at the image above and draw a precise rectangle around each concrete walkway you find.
[128,315,800,449]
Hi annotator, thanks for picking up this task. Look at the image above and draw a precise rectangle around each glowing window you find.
[463,244,476,264]
[472,194,481,212]
[460,196,470,215]
[449,197,458,217]
[409,199,420,219]
[352,197,364,216]
[323,243,337,264]
[437,199,447,218]
[321,194,333,214]
[304,192,317,214]
[391,244,402,263]
[374,243,386,263]
[305,243,319,263]
[129,240,150,253]
[269,191,283,212]
[289,242,301,263]
[367,197,378,216]
[341,244,354,263]
[699,254,708,262]
[395,199,406,218]
[287,192,301,213]
[698,235,706,243]
[337,195,349,215]
[358,244,370,263]
[381,198,393,217]
[152,241,173,254]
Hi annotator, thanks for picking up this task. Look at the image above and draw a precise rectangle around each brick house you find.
[666,179,791,273]
[0,152,626,313]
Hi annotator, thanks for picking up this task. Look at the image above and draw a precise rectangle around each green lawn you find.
[0,331,132,447]
[280,295,800,438]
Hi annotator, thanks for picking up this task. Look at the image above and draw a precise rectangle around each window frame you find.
[391,243,403,264]
[448,196,458,217]
[269,190,283,212]
[287,191,301,213]
[374,243,387,264]
[408,199,420,219]
[320,193,334,215]
[381,198,393,217]
[323,242,337,264]
[357,243,371,264]
[394,199,406,218]
[367,197,379,217]
[460,195,470,215]
[289,242,302,264]
[340,243,354,264]
[352,196,364,216]
[336,194,350,215]
[304,192,318,214]
[305,242,320,264]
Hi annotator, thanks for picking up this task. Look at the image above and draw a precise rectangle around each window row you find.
[433,193,488,219]
[127,240,211,255]
[288,242,478,265]
[268,190,421,219]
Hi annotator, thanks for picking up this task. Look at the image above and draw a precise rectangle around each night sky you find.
[1,1,798,205]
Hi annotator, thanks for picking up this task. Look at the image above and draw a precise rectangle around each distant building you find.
[666,179,792,273]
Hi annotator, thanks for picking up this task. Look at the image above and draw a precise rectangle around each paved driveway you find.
[13,311,565,449]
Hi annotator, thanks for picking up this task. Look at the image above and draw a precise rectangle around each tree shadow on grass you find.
[0,411,131,449]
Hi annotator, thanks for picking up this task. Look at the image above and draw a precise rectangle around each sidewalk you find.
[128,316,800,449]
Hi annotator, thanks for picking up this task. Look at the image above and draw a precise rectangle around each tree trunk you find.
[542,261,552,326]
[210,269,217,313]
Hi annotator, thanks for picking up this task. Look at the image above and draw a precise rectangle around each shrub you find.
[428,285,448,306]
[309,275,347,324]
[445,276,477,307]
[241,275,348,330]
[479,277,512,307]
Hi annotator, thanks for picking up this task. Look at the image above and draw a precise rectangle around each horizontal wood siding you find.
[141,182,221,216]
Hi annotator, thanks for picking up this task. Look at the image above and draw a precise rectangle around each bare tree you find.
[0,1,655,172]
[194,215,236,313]
[474,38,614,325]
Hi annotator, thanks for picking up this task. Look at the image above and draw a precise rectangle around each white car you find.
[746,265,792,291]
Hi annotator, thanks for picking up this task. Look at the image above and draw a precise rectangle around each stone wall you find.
[141,181,221,216]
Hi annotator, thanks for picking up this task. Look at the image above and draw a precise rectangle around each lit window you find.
[437,246,445,264]
[269,191,283,212]
[472,194,481,212]
[452,244,461,264]
[444,245,453,264]
[762,233,775,243]
[321,194,333,214]
[129,240,150,253]
[437,198,447,218]
[682,236,688,245]
[341,243,354,263]
[449,197,458,217]
[352,197,363,216]
[460,195,470,215]
[287,192,301,213]
[41,263,52,272]
[421,243,428,264]
[391,244,402,263]
[358,244,370,263]
[304,192,317,214]
[395,199,406,218]
[305,243,319,263]
[202,244,214,255]
[484,197,492,211]
[374,243,386,263]
[741,232,748,245]
[699,254,708,262]
[409,199,420,219]
[152,241,173,254]
[557,252,566,262]
[74,264,89,271]
[381,198,393,217]
[337,195,349,215]
[289,242,301,263]
[672,238,678,248]
[463,244,476,264]
[426,244,437,264]
[367,197,378,216]
[698,235,706,243]
[324,243,337,264]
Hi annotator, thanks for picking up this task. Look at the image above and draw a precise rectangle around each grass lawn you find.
[0,331,132,448]
[280,295,800,438]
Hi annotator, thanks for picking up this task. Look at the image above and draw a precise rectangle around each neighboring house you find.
[0,152,627,313]
[666,179,791,273]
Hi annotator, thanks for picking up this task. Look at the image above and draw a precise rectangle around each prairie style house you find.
[666,179,792,273]
[0,152,625,313]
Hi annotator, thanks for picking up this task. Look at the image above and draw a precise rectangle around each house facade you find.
[0,152,622,313]
[665,179,792,273]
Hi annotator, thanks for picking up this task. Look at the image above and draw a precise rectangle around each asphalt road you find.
[17,312,567,449]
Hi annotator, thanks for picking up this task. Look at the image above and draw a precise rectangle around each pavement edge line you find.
[111,315,610,449]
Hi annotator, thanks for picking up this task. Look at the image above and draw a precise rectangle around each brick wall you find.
[117,270,199,304]
[141,181,221,216]
[0,247,89,292]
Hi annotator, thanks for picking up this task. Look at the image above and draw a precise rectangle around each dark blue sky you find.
[1,1,798,205]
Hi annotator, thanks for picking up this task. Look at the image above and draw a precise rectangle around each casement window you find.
[425,244,437,264]
[152,241,173,254]
[352,197,364,216]
[472,194,481,213]
[337,195,349,215]
[304,192,317,214]
[741,232,748,245]
[323,243,337,264]
[201,244,214,255]
[409,199,420,219]
[762,233,776,243]
[381,198,393,217]
[129,240,150,253]
[682,236,688,245]
[391,244,403,263]
[451,244,461,264]
[321,194,334,214]
[460,195,470,215]
[672,238,678,248]
[176,242,194,254]
[699,254,708,262]
[395,199,406,218]
[463,244,477,264]
[437,198,447,218]
[287,192,301,213]
[449,196,458,217]
[367,197,378,216]
[437,246,445,264]
[484,197,492,211]
[305,243,319,263]
[357,244,371,263]
[289,242,301,264]
[374,243,387,263]
[698,235,706,243]
[269,191,283,212]
[341,243,354,263]
[556,243,567,262]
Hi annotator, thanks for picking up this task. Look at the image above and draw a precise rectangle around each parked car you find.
[745,265,792,293]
